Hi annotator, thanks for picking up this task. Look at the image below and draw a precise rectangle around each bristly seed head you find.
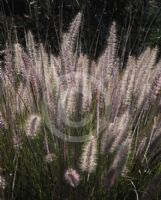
[64,168,80,187]
[26,114,41,138]
[0,175,6,190]
[80,135,97,173]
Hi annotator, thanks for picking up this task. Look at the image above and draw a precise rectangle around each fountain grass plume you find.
[1,11,161,199]
[64,168,80,187]
[25,114,41,138]
[80,135,97,173]
[105,137,131,189]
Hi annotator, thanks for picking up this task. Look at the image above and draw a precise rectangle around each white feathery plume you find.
[80,71,92,112]
[112,137,131,174]
[61,12,82,76]
[80,135,97,173]
[26,31,37,66]
[147,47,158,71]
[16,83,33,113]
[136,48,158,106]
[76,54,91,112]
[110,111,130,153]
[104,78,113,108]
[119,57,133,104]
[106,21,118,79]
[134,48,152,94]
[97,22,117,87]
[49,54,60,90]
[0,175,6,190]
[137,83,148,109]
[13,43,26,75]
[124,58,136,106]
[101,122,115,153]
[105,137,131,189]
[26,114,41,138]
[64,168,80,187]
[65,87,78,116]
[36,43,47,84]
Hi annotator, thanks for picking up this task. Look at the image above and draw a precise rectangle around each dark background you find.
[1,0,161,60]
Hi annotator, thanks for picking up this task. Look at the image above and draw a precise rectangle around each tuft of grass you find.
[0,12,161,199]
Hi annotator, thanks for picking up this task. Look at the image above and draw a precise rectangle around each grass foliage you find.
[0,12,161,200]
